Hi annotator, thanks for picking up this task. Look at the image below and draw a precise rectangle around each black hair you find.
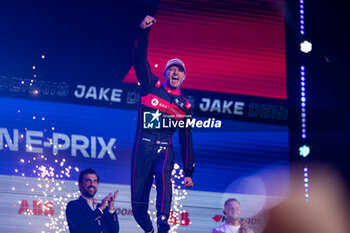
[78,168,100,184]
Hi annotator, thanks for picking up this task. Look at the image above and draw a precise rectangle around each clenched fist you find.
[184,177,193,188]
[139,15,156,29]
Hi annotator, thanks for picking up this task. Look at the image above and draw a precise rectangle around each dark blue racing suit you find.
[131,28,195,232]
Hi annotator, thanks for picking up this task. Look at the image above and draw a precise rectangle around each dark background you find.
[287,0,350,190]
[0,0,157,84]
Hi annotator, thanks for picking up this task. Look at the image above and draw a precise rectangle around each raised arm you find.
[133,15,158,89]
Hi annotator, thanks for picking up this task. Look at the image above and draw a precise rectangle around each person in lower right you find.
[212,198,254,233]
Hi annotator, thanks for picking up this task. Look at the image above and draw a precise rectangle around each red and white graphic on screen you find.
[124,0,286,100]
[169,211,190,226]
[18,200,54,216]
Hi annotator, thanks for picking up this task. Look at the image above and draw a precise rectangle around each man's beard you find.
[82,187,97,198]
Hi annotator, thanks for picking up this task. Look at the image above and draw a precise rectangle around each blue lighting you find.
[299,1,309,199]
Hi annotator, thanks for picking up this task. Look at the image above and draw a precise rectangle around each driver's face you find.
[164,65,186,89]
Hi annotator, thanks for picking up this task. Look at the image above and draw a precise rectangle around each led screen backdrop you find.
[0,0,288,232]
[124,0,286,99]
[0,97,289,233]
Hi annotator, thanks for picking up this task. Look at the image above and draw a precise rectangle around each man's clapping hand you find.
[99,190,119,211]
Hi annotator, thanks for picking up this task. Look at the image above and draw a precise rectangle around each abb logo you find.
[169,211,190,226]
[18,200,54,216]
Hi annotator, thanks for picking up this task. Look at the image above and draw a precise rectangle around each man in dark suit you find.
[66,168,119,233]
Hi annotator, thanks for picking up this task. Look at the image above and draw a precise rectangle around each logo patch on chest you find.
[151,98,159,106]
[175,98,184,108]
